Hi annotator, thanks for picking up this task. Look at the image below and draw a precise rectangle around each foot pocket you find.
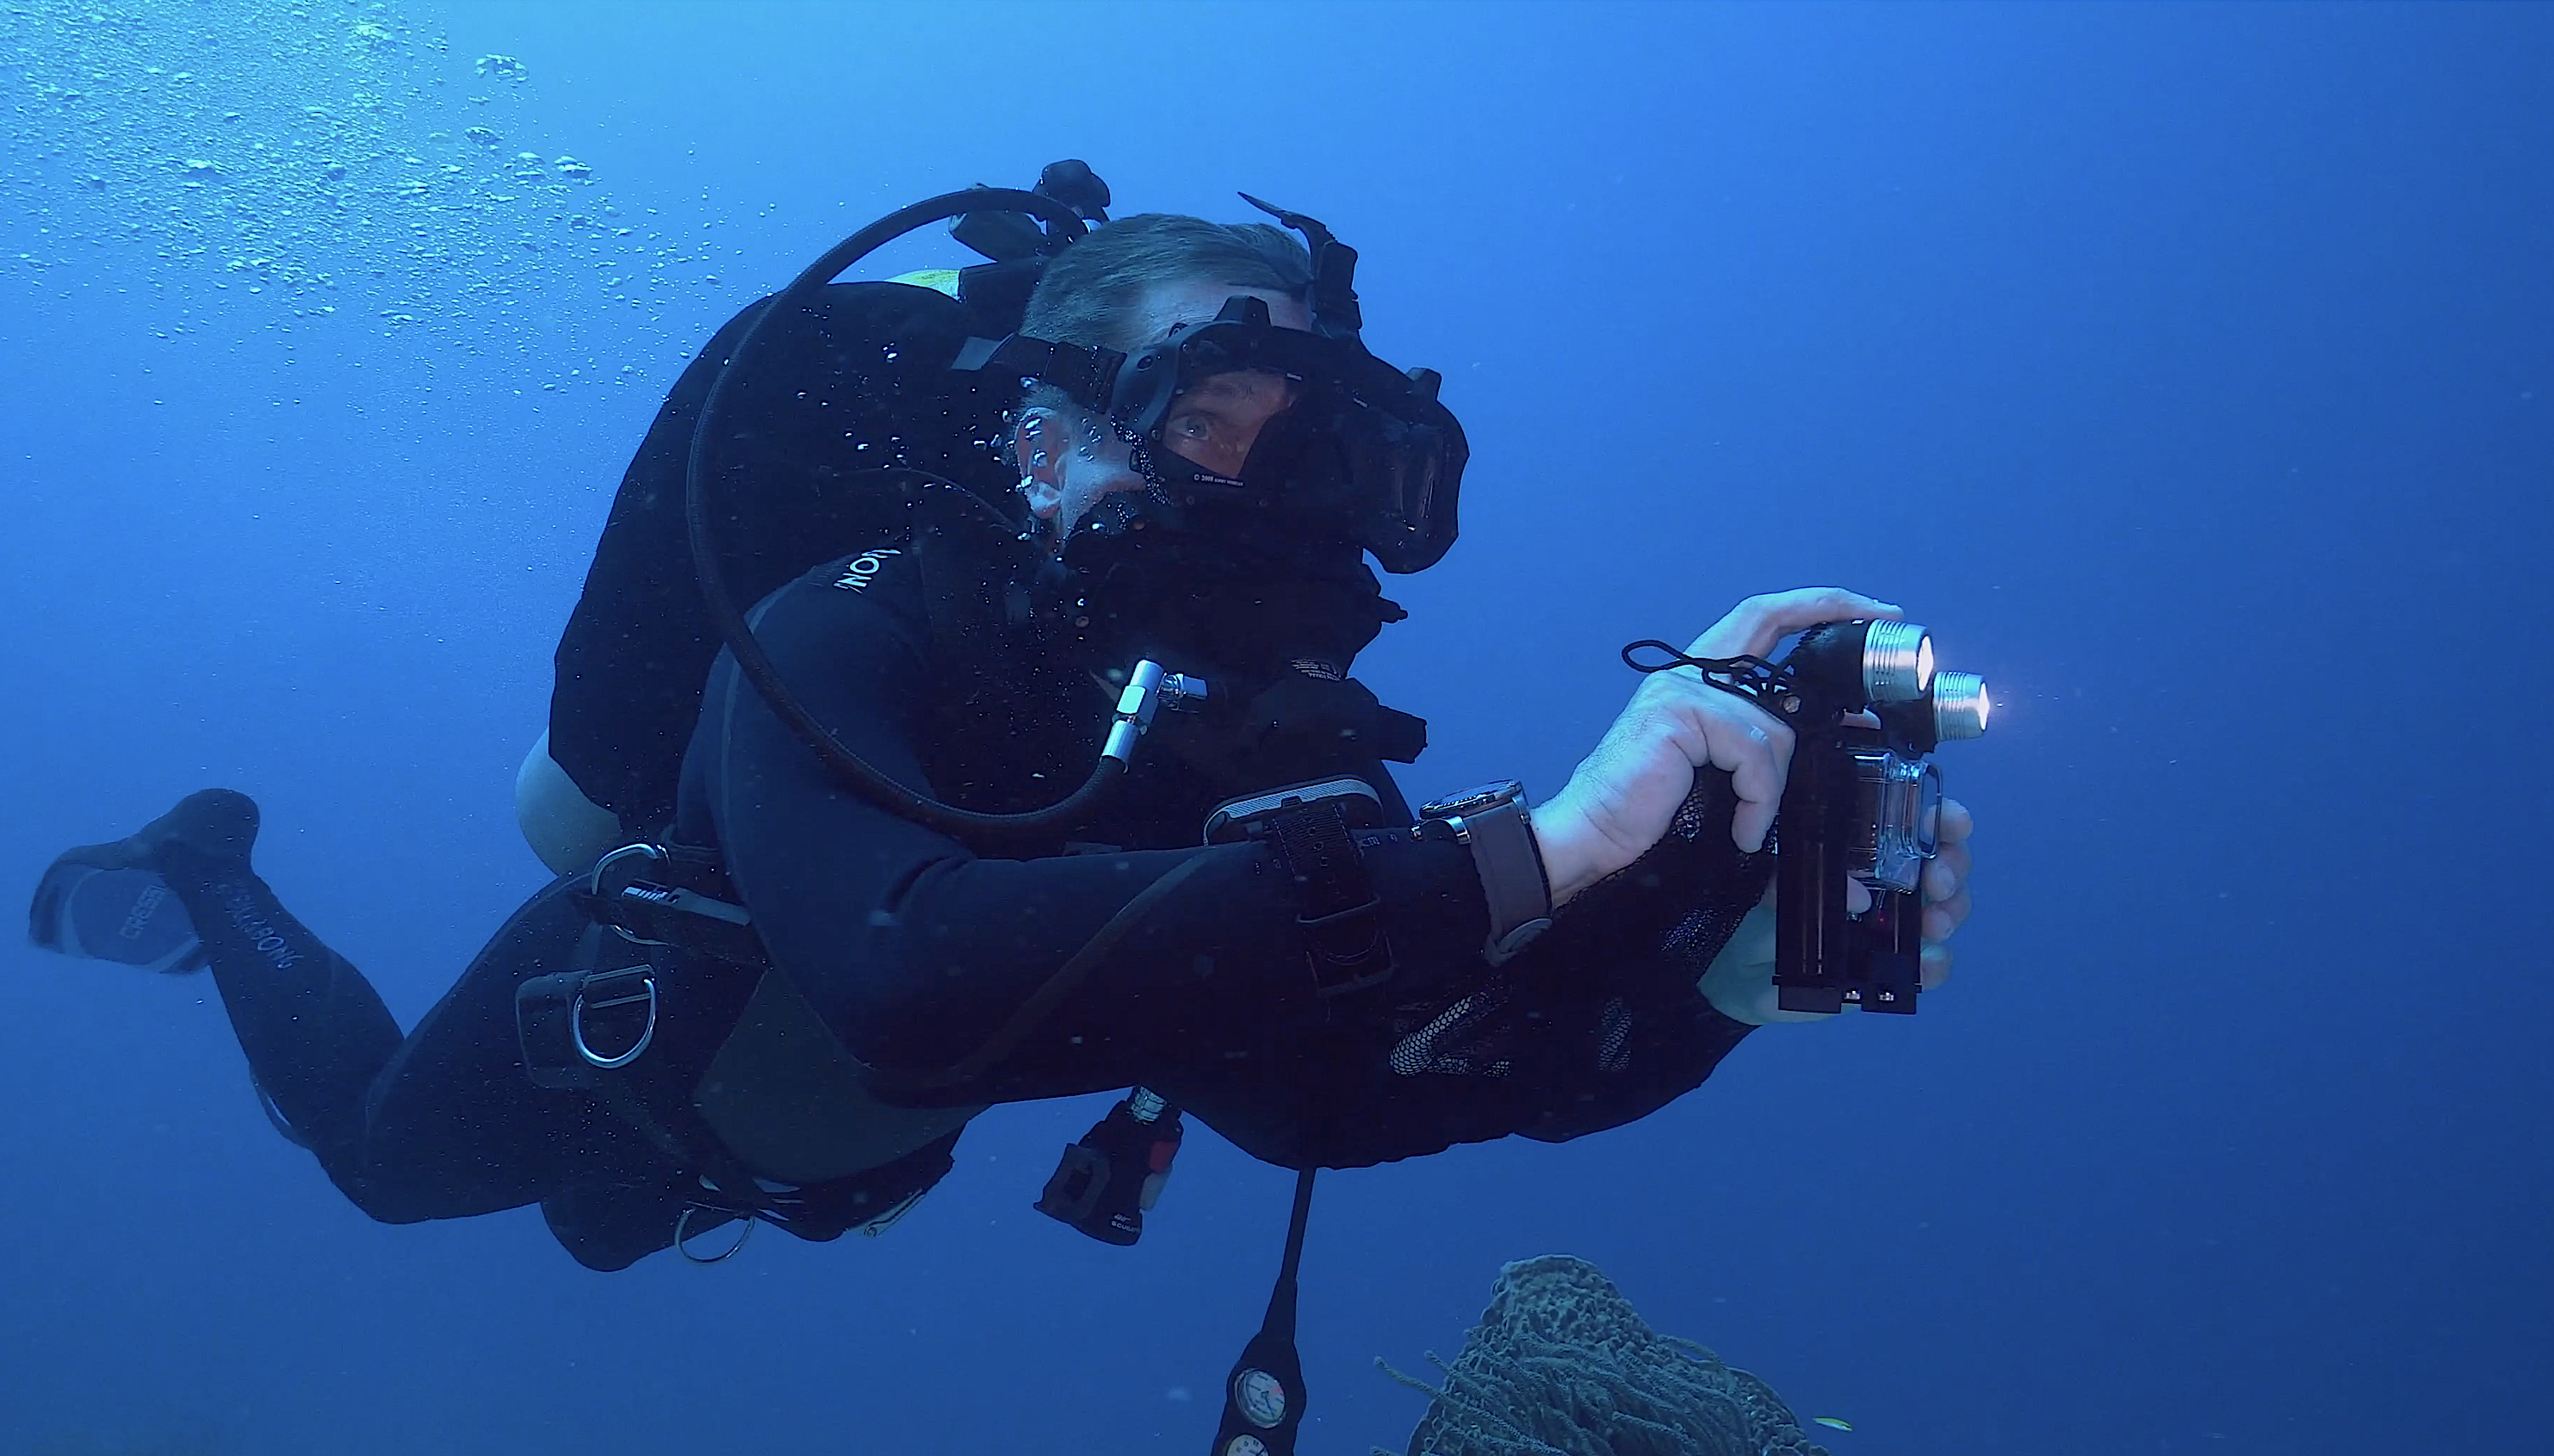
[28,859,206,974]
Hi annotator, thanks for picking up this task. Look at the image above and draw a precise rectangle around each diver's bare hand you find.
[1531,587,1903,906]
[1917,796,1974,989]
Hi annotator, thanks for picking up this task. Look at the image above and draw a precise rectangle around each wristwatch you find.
[1417,779,1553,967]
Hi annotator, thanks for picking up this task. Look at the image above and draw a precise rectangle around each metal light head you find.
[1931,671,1991,741]
[1789,618,1931,712]
[1862,620,1934,703]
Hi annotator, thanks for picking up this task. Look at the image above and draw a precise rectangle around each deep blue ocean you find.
[3,3,2547,1453]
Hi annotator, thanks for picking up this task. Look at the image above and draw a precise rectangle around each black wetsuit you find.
[133,283,1767,1271]
[666,488,1761,1166]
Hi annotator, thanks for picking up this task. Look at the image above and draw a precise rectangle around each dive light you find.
[1622,617,1992,1015]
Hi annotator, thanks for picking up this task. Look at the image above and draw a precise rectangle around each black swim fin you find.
[28,789,260,976]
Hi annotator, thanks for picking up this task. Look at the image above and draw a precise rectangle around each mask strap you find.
[1238,192,1364,340]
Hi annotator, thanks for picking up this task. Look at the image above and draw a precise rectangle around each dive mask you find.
[953,201,1467,573]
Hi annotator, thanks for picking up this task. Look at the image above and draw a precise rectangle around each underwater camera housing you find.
[1624,619,1990,1013]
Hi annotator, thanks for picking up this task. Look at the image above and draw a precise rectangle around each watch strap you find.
[1442,795,1553,967]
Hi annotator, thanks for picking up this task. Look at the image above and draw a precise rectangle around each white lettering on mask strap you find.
[833,548,902,591]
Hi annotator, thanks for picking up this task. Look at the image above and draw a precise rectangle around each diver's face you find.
[1017,280,1311,536]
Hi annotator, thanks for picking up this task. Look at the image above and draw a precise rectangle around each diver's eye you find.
[1160,411,1249,477]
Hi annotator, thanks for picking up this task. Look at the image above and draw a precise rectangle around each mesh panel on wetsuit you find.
[1390,987,1516,1079]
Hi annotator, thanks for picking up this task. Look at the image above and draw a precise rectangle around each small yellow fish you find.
[1812,1416,1854,1432]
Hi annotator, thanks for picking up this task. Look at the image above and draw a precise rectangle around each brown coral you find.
[1379,1255,1830,1456]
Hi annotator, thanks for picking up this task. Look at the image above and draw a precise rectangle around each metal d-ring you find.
[675,1205,754,1264]
[570,966,657,1070]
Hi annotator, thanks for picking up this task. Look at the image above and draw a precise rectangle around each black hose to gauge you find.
[684,189,1118,839]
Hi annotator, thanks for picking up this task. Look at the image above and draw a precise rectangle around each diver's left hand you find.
[1700,797,1975,1025]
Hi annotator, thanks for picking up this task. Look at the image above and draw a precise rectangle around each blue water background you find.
[3,3,2547,1453]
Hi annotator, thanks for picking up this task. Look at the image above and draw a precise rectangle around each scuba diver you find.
[28,166,1973,1440]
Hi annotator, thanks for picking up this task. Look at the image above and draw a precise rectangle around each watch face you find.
[1424,779,1522,819]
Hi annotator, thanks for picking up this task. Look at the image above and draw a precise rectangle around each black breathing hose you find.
[684,188,1119,840]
